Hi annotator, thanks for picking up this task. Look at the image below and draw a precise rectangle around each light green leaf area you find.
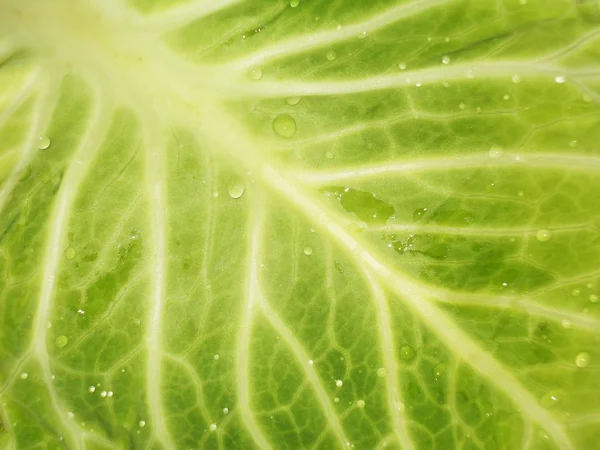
[1,0,599,449]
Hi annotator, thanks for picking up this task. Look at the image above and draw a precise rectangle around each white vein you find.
[30,90,109,450]
[232,61,599,98]
[235,208,273,450]
[140,0,244,34]
[295,152,600,183]
[256,298,351,448]
[437,293,600,332]
[145,130,175,450]
[226,0,450,71]
[364,272,413,450]
[262,164,573,450]
[0,69,39,125]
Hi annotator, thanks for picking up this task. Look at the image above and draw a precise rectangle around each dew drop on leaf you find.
[376,367,387,378]
[55,335,69,348]
[335,379,343,387]
[20,372,28,379]
[541,391,562,408]
[575,352,590,368]
[334,397,340,403]
[398,63,406,70]
[88,386,95,393]
[555,75,566,83]
[326,50,337,61]
[213,354,219,360]
[433,362,446,379]
[209,423,217,431]
[227,181,245,199]
[139,421,146,428]
[223,408,229,415]
[357,400,365,408]
[412,207,428,222]
[512,74,521,83]
[399,344,415,361]
[37,136,50,150]
[572,289,581,297]
[286,97,301,106]
[308,359,314,365]
[304,247,313,256]
[290,0,299,7]
[441,56,450,64]
[488,146,503,159]
[65,247,76,260]
[325,151,334,159]
[248,67,263,81]
[590,294,599,303]
[273,114,297,138]
[536,229,552,242]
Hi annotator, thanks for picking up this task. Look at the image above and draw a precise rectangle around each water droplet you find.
[541,391,562,408]
[107,391,113,397]
[569,140,578,148]
[272,114,297,138]
[286,97,301,106]
[227,181,245,199]
[412,207,428,222]
[37,136,50,150]
[433,362,446,379]
[308,359,314,365]
[561,320,572,329]
[100,391,107,397]
[304,247,313,256]
[536,229,552,242]
[399,344,415,361]
[88,386,95,393]
[290,0,299,6]
[213,354,220,360]
[132,318,141,326]
[466,69,475,79]
[590,294,599,303]
[575,352,590,368]
[489,146,503,159]
[512,74,521,84]
[503,94,511,100]
[398,63,406,70]
[415,81,422,87]
[325,151,334,159]
[572,289,581,297]
[139,420,146,428]
[209,423,217,431]
[441,56,450,65]
[20,372,28,380]
[67,412,74,419]
[55,335,69,348]
[334,397,340,403]
[358,31,368,40]
[326,50,337,61]
[357,400,365,408]
[65,247,76,260]
[223,408,229,415]
[376,367,387,378]
[335,379,343,387]
[248,67,263,81]
[555,76,566,84]
[396,401,405,412]
[459,103,466,110]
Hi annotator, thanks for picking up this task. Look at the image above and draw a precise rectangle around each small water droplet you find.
[65,247,76,260]
[325,151,334,159]
[572,289,581,297]
[326,50,337,61]
[100,391,107,397]
[441,56,450,65]
[358,31,368,40]
[503,94,511,100]
[213,354,219,360]
[357,400,365,408]
[396,401,405,412]
[209,423,217,431]
[20,372,28,380]
[541,391,562,408]
[248,67,263,81]
[273,114,297,138]
[569,140,578,148]
[399,344,415,361]
[223,408,229,415]
[575,352,590,368]
[412,207,428,222]
[459,103,466,110]
[67,412,74,419]
[561,320,572,329]
[88,386,95,393]
[308,359,314,365]
[376,367,387,378]
[227,181,245,199]
[304,247,313,256]
[512,74,521,84]
[107,391,113,397]
[398,63,406,70]
[335,379,343,387]
[536,229,552,242]
[290,0,299,7]
[132,318,141,326]
[433,362,446,379]
[555,75,566,84]
[37,136,50,150]
[466,69,475,79]
[55,335,69,348]
[590,294,599,303]
[286,97,301,106]
[334,397,340,403]
[489,146,503,159]
[139,420,146,428]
